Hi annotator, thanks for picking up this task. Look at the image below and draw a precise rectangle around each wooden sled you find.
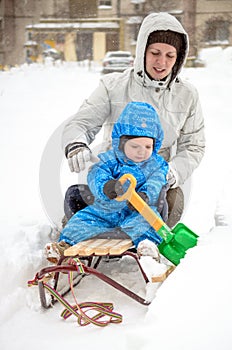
[33,238,175,308]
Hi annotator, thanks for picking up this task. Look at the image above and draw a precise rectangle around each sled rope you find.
[28,258,122,327]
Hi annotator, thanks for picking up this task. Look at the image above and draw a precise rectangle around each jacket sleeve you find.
[138,158,169,206]
[169,89,205,186]
[87,155,117,201]
[62,79,111,150]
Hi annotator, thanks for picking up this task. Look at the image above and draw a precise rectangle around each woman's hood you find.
[134,12,189,87]
[111,101,164,161]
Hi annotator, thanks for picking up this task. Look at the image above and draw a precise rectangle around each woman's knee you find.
[166,187,184,228]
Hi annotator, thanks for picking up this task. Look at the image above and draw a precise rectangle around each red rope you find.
[28,258,123,327]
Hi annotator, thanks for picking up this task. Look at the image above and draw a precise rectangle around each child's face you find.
[124,137,153,162]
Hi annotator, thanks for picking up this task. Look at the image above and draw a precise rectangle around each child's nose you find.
[138,147,145,154]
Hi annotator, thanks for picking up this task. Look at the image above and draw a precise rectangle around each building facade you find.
[25,0,122,63]
[1,0,232,66]
[0,0,41,66]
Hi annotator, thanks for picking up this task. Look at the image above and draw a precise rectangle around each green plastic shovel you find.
[116,174,198,265]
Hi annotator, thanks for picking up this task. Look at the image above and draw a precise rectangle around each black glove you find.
[103,180,124,199]
[127,192,149,211]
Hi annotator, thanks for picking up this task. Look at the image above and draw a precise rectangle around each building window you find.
[99,0,112,7]
[70,0,97,18]
[205,19,229,44]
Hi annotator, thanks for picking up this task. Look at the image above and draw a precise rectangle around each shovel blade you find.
[172,223,198,249]
[158,223,199,265]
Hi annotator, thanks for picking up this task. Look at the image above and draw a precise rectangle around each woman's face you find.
[124,137,153,163]
[145,42,177,80]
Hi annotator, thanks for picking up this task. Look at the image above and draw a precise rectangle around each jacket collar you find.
[143,73,172,89]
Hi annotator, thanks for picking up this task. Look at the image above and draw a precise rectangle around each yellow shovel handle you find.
[115,173,136,201]
[116,174,164,232]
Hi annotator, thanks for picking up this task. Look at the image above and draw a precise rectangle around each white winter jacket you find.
[62,12,205,187]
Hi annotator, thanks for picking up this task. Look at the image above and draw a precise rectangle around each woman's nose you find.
[156,55,166,66]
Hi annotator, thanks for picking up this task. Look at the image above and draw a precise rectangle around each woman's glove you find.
[103,180,124,199]
[65,142,99,173]
[127,192,149,211]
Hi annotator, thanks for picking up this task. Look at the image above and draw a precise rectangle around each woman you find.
[62,12,205,228]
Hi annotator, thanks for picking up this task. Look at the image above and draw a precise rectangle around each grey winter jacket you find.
[62,12,205,187]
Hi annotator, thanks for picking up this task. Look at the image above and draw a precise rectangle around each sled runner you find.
[29,238,174,308]
[28,238,175,326]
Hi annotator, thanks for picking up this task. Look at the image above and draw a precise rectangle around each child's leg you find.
[120,208,163,248]
[59,206,118,246]
[45,207,119,263]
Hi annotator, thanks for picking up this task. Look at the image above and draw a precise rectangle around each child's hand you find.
[103,180,123,199]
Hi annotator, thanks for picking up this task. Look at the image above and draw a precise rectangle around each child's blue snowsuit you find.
[59,102,168,247]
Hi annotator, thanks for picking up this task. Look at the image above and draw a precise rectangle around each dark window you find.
[99,1,112,6]
[70,0,97,17]
[205,19,229,43]
[76,32,93,60]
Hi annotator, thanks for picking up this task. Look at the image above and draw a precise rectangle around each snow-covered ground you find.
[0,48,232,349]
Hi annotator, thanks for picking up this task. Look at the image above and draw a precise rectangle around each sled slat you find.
[78,239,109,256]
[64,239,133,257]
[94,239,124,255]
[109,239,133,255]
[64,240,88,256]
[64,239,107,256]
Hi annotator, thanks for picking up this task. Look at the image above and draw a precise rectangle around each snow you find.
[1,47,232,349]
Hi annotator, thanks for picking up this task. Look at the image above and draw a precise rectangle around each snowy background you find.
[0,47,232,349]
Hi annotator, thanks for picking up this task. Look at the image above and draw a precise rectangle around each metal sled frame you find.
[35,238,175,309]
[38,249,151,308]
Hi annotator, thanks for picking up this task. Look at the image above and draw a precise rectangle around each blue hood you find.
[112,102,163,160]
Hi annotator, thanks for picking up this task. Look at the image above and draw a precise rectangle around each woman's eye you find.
[167,54,176,59]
